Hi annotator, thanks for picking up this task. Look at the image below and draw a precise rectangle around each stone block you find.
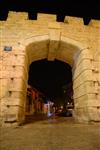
[1,97,24,108]
[87,99,100,107]
[73,81,94,99]
[26,39,49,64]
[88,107,100,121]
[37,13,56,22]
[74,95,88,108]
[48,29,60,60]
[64,16,83,25]
[0,66,27,82]
[73,59,92,78]
[0,79,9,99]
[74,107,89,122]
[89,19,100,28]
[73,84,87,99]
[73,71,93,89]
[9,78,26,91]
[7,11,28,21]
[73,69,93,82]
[2,54,26,66]
[74,49,93,67]
[48,22,61,29]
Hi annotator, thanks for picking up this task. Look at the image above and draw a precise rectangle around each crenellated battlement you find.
[0,11,99,54]
[0,11,99,28]
[7,11,28,21]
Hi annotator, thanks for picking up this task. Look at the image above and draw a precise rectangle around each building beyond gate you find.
[0,12,100,126]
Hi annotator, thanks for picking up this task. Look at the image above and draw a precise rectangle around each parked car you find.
[56,109,72,117]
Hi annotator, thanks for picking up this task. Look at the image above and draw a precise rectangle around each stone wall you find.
[0,11,100,126]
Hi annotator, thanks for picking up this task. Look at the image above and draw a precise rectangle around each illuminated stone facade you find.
[0,11,100,126]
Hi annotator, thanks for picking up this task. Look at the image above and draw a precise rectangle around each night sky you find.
[28,59,72,99]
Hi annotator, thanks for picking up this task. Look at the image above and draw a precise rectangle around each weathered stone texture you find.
[0,11,100,126]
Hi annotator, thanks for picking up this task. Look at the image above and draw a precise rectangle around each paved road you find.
[0,117,100,150]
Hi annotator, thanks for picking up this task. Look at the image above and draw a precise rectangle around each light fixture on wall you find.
[4,46,12,51]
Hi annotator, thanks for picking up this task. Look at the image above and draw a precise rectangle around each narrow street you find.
[0,116,100,150]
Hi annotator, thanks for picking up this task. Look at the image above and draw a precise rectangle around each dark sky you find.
[0,0,100,23]
[28,59,72,99]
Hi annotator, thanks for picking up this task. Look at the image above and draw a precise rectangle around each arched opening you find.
[25,59,73,122]
[18,35,90,124]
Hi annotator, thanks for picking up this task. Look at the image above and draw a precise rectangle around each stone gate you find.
[0,11,100,126]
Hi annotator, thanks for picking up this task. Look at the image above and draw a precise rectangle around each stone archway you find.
[0,12,100,127]
[1,34,99,126]
[18,34,94,124]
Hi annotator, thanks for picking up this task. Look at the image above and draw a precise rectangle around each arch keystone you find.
[48,29,61,61]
